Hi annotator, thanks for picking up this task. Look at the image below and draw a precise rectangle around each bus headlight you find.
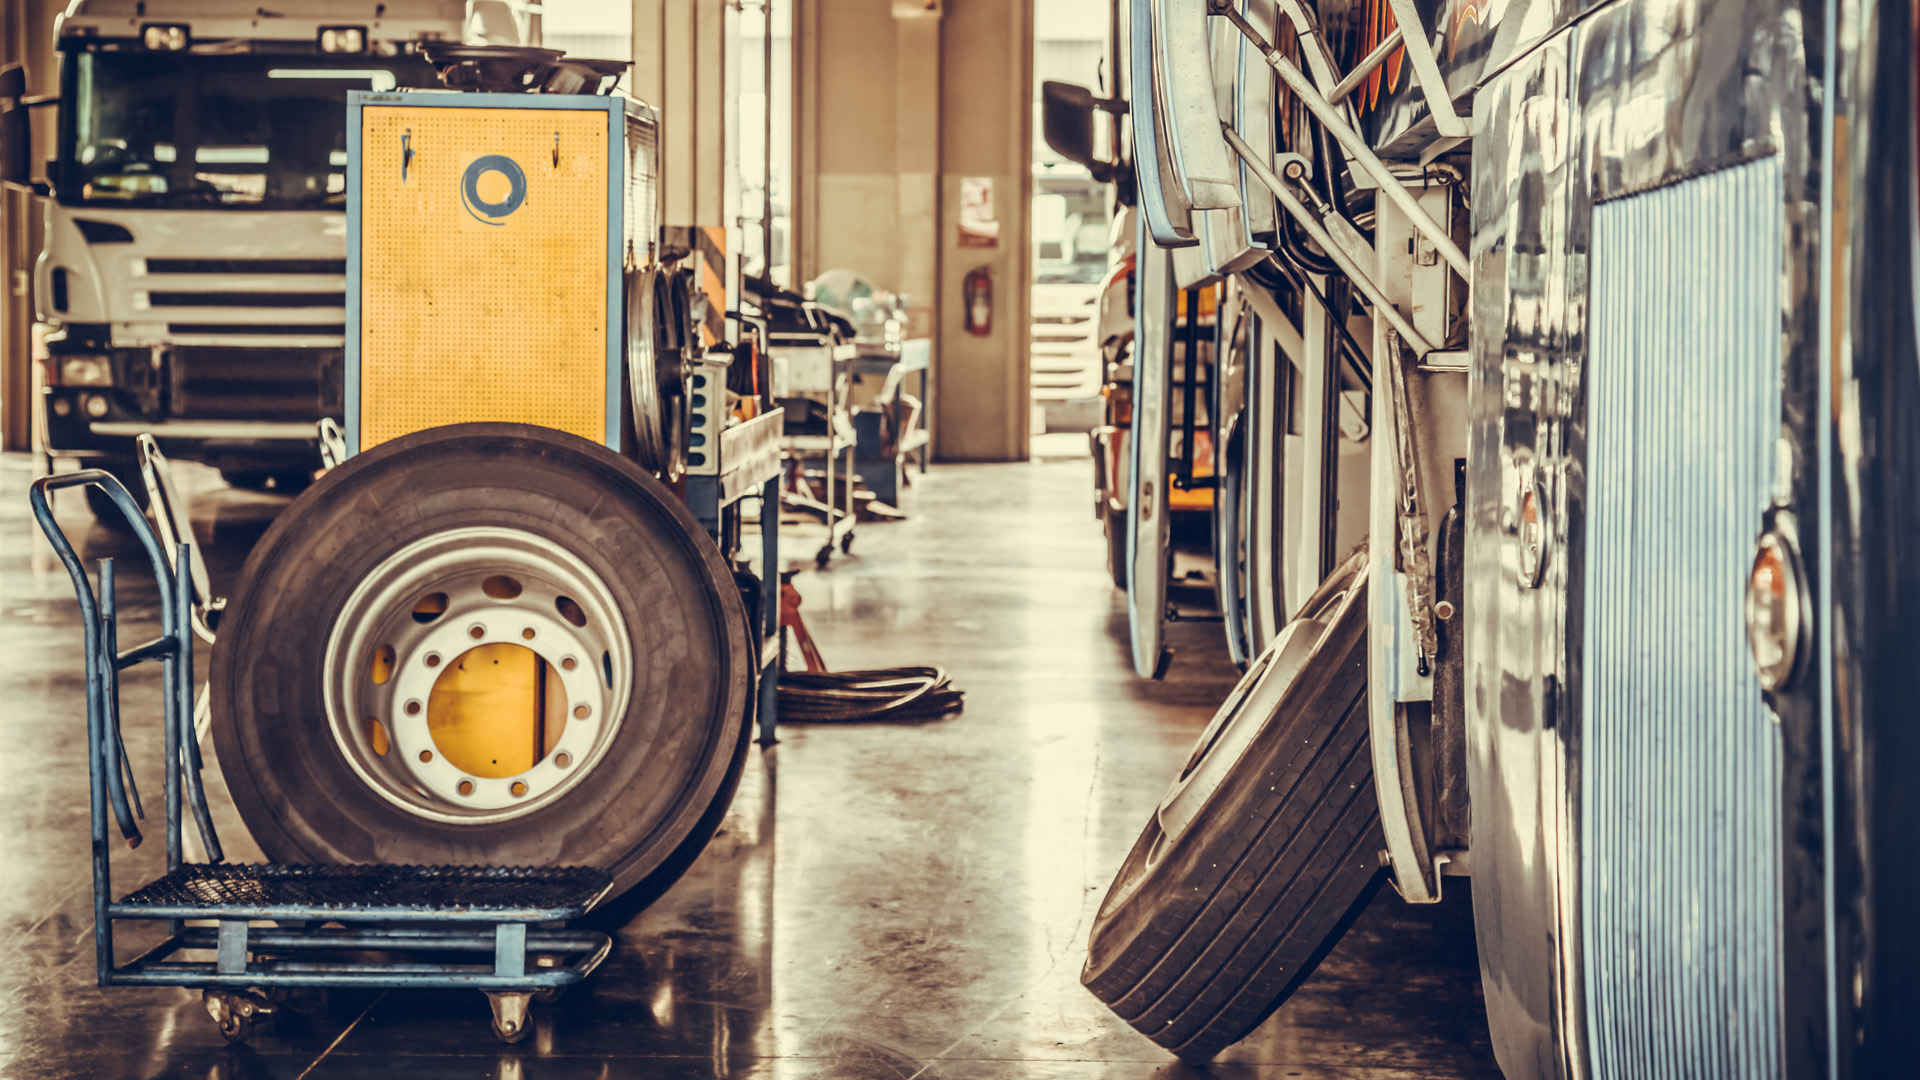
[319,26,368,53]
[142,24,190,50]
[1744,528,1806,692]
[59,355,113,387]
[83,393,111,419]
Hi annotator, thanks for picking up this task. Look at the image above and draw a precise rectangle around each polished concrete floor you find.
[0,450,1499,1079]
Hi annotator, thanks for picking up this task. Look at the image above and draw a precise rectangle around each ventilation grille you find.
[1581,155,1784,1077]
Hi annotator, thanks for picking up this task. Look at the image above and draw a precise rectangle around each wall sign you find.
[958,176,998,248]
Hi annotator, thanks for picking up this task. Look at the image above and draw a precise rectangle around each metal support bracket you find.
[1327,26,1402,104]
[1384,330,1438,667]
[1272,0,1349,94]
[1223,126,1438,356]
[136,434,221,646]
[216,920,249,975]
[1213,1,1469,277]
[493,923,527,978]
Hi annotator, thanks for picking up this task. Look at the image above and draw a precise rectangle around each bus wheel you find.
[209,422,752,903]
[1103,505,1129,590]
[1082,549,1382,1062]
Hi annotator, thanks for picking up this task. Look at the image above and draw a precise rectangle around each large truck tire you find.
[1083,549,1383,1061]
[83,458,150,525]
[210,422,753,903]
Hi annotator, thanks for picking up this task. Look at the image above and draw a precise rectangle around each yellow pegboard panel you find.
[359,105,610,449]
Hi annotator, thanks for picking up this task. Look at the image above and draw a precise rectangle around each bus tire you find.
[1104,504,1130,589]
[1082,550,1383,1062]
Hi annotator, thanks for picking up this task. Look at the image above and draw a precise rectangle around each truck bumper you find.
[40,337,338,473]
[42,388,324,472]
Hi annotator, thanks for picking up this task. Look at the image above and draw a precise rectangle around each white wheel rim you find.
[322,527,634,824]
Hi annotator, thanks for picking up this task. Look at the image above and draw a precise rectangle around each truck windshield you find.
[57,49,438,209]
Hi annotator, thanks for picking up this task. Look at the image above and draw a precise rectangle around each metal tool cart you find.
[848,337,931,510]
[683,355,787,746]
[28,473,613,1045]
[753,278,860,567]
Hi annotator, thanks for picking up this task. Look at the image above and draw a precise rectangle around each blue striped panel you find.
[1582,155,1784,1079]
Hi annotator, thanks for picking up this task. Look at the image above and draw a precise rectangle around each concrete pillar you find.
[633,0,739,341]
[0,0,58,452]
[793,0,1030,462]
[932,0,1030,461]
[633,0,735,231]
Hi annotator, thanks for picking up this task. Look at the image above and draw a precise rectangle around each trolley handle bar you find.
[29,472,164,851]
[26,471,224,866]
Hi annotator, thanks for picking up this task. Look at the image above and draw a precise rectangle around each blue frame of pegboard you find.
[344,90,629,457]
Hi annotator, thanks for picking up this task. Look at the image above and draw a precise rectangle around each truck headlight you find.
[319,26,368,53]
[142,24,190,50]
[59,355,113,387]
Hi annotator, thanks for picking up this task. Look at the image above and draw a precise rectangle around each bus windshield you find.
[56,49,438,210]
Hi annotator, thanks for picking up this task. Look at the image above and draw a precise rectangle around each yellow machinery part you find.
[358,105,612,449]
[427,643,568,779]
[1167,486,1215,511]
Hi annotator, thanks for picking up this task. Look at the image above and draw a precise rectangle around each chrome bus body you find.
[1115,0,1918,1075]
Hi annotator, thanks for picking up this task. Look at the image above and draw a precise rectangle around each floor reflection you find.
[0,454,1498,1079]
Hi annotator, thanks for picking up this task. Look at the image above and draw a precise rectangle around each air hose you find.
[778,667,965,723]
[775,580,965,723]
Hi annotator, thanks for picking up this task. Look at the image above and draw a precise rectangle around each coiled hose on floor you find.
[776,580,965,723]
[778,667,965,723]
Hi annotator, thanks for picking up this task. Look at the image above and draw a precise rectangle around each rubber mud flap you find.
[210,422,752,904]
[1083,549,1384,1061]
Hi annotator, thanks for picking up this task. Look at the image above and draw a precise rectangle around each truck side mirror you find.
[1042,81,1108,182]
[0,64,30,191]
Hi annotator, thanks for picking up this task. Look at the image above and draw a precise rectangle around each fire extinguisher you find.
[963,266,992,336]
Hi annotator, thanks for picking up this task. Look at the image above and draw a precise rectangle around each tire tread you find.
[1082,567,1383,1061]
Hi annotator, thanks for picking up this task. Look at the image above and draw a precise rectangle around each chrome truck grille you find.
[1581,156,1783,1077]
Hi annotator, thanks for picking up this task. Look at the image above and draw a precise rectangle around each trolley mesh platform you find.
[119,863,611,917]
[29,471,615,1044]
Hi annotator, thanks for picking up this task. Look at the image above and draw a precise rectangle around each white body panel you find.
[37,205,349,349]
[1029,282,1103,402]
[57,0,466,45]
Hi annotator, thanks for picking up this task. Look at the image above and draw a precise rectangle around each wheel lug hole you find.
[510,781,528,797]
[521,627,536,640]
[560,656,577,671]
[404,700,422,716]
[457,780,474,796]
[425,652,442,668]
[572,704,590,720]
[468,624,486,640]
[419,750,433,763]
[554,752,571,769]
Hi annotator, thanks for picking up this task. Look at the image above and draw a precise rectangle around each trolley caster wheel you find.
[531,956,565,1003]
[487,991,533,1044]
[203,989,275,1044]
[815,546,832,569]
[840,532,854,555]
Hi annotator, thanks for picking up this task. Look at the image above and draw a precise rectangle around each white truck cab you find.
[31,0,463,506]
